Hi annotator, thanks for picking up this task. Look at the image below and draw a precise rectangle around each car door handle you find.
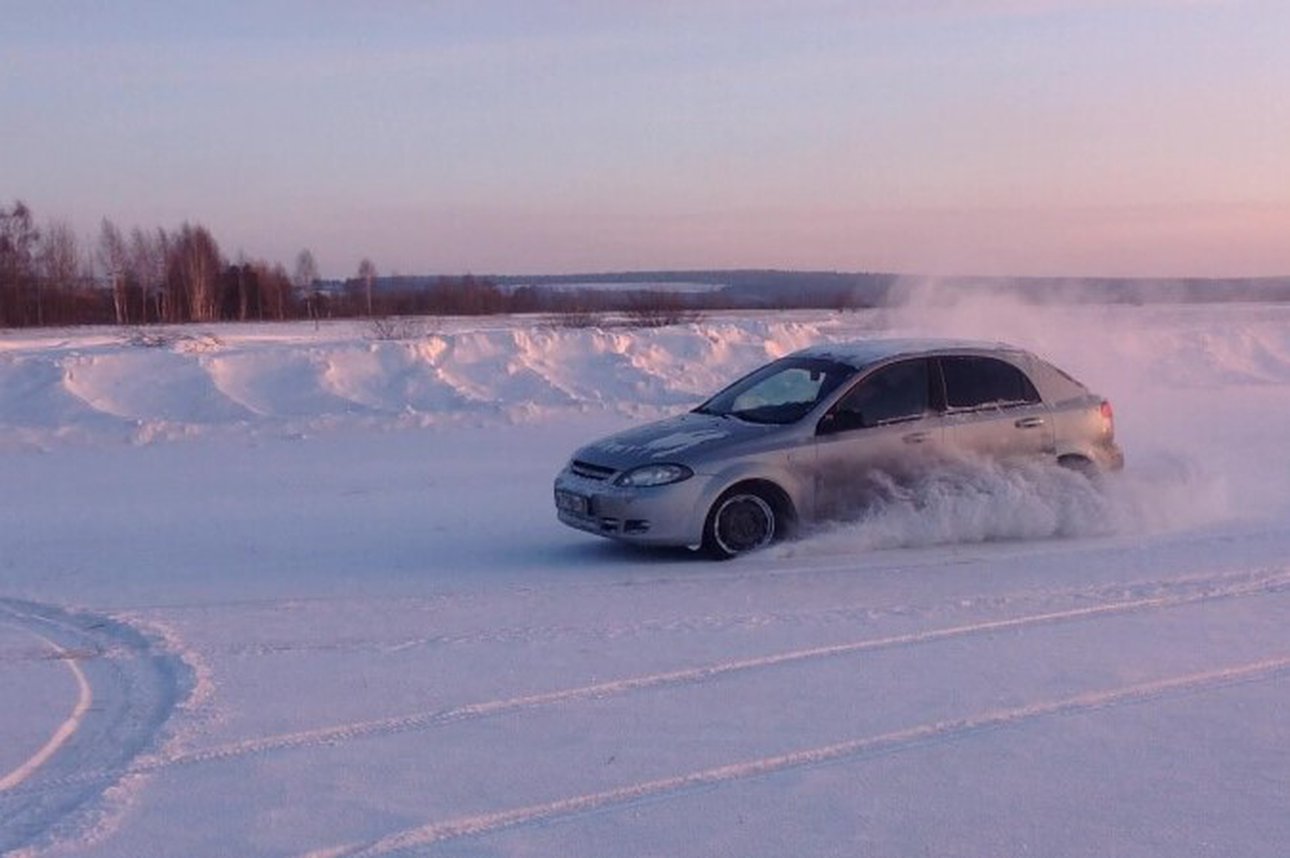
[902,431,931,444]
[1014,417,1045,429]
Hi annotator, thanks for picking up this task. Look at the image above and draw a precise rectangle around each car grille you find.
[570,460,616,481]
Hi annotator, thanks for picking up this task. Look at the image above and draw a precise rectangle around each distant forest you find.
[3,199,1289,329]
[0,200,526,328]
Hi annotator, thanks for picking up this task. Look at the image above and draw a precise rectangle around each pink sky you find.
[3,1,1288,278]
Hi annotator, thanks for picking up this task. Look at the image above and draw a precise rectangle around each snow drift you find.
[0,318,834,447]
[3,303,1289,449]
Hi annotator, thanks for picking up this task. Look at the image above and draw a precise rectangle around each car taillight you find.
[1100,400,1115,435]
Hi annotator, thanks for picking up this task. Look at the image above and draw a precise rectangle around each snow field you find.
[2,299,1290,856]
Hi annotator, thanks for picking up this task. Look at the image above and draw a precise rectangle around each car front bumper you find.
[553,468,709,548]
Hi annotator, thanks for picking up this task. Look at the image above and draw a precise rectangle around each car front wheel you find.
[703,489,776,559]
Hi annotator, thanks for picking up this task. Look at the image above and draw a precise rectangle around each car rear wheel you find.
[1058,454,1107,487]
[1058,454,1097,478]
[703,489,776,559]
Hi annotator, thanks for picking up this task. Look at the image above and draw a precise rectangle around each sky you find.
[2,0,1288,279]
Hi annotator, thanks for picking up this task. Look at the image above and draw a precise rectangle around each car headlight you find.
[614,463,694,488]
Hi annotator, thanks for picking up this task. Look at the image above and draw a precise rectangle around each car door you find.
[938,355,1055,460]
[811,358,945,518]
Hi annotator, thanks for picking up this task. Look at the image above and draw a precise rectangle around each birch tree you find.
[295,249,319,324]
[97,219,130,325]
[358,257,377,317]
[129,227,168,324]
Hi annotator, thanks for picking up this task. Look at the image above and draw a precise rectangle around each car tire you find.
[1058,455,1100,482]
[702,488,777,560]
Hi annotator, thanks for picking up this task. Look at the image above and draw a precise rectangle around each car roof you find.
[789,337,1025,370]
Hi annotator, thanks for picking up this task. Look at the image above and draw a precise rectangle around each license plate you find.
[555,490,590,516]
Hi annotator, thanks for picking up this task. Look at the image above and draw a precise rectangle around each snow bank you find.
[0,317,834,448]
[5,304,1288,452]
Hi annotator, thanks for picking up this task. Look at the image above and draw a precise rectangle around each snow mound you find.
[2,303,1289,454]
[0,317,836,447]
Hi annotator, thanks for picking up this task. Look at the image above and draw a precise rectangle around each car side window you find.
[941,356,1041,411]
[823,359,930,432]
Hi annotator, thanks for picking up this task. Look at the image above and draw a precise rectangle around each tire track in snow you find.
[54,564,1285,662]
[105,523,1235,615]
[0,629,93,792]
[7,565,1288,801]
[301,655,1290,858]
[145,568,1290,767]
[178,566,1288,763]
[95,522,1283,641]
[0,600,193,856]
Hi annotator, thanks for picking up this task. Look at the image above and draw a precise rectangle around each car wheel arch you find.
[1057,453,1098,478]
[700,478,798,559]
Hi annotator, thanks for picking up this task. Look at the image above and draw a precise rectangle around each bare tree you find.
[129,227,168,324]
[358,257,377,317]
[169,223,221,322]
[36,220,79,326]
[231,252,252,321]
[294,248,320,325]
[623,290,703,328]
[97,219,130,325]
[0,201,40,325]
[267,262,292,320]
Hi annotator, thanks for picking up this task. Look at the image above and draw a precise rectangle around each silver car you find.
[554,338,1124,558]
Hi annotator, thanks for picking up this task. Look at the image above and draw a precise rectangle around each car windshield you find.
[694,357,855,425]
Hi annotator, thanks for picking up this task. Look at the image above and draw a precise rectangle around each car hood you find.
[574,412,774,470]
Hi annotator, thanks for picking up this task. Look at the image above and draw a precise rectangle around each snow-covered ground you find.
[3,297,1290,856]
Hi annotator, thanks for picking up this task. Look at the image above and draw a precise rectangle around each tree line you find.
[1,199,725,329]
[0,200,535,329]
[4,199,905,330]
[7,198,1286,330]
[2,200,279,327]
